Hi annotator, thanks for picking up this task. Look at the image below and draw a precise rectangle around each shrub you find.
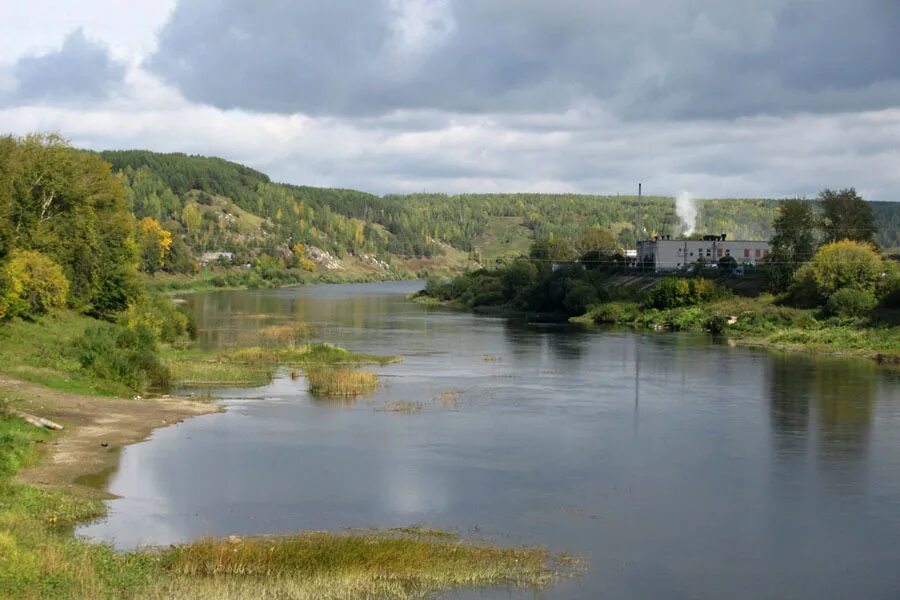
[587,301,641,323]
[826,287,877,318]
[793,240,883,300]
[1,250,69,320]
[644,277,724,310]
[73,323,170,392]
[118,293,193,344]
[877,263,900,309]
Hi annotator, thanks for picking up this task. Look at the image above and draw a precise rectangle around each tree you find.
[767,199,816,291]
[529,235,574,262]
[718,255,738,273]
[574,227,620,257]
[820,188,876,244]
[1,250,69,319]
[0,134,141,316]
[793,240,883,301]
[181,202,202,237]
[136,217,173,274]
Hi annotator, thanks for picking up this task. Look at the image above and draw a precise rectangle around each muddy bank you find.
[1,376,220,499]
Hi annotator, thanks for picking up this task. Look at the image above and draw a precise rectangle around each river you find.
[77,281,900,599]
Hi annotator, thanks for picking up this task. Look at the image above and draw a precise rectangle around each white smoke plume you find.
[676,191,697,235]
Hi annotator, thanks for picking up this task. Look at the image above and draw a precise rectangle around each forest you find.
[102,149,899,279]
[0,137,896,295]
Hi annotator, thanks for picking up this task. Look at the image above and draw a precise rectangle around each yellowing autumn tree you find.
[292,243,316,272]
[136,217,173,274]
[1,249,69,319]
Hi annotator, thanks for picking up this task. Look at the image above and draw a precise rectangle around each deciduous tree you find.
[820,188,876,244]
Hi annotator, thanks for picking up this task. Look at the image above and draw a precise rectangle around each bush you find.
[581,301,636,324]
[644,277,725,310]
[1,250,69,320]
[793,240,883,299]
[826,287,877,318]
[877,263,900,309]
[73,323,170,392]
[117,293,193,344]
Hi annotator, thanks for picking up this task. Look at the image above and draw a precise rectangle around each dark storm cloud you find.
[148,0,900,119]
[9,29,126,104]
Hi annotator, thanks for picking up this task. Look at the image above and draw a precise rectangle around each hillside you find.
[98,150,900,283]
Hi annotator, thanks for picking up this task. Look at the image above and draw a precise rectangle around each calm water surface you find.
[78,281,900,599]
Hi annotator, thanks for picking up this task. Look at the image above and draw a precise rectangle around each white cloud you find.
[0,0,896,202]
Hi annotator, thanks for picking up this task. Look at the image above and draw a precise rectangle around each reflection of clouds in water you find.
[382,431,449,514]
[383,464,448,515]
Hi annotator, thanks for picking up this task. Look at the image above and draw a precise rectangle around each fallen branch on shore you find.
[6,408,63,430]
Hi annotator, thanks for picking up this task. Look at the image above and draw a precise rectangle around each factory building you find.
[636,234,770,272]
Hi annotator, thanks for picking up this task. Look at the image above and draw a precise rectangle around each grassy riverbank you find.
[0,310,399,393]
[0,399,565,599]
[574,295,900,364]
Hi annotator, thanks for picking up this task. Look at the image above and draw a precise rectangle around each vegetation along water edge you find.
[417,194,899,365]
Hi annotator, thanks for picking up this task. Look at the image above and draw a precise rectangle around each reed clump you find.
[259,321,314,346]
[306,368,379,398]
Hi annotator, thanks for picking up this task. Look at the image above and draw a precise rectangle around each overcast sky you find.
[0,0,897,199]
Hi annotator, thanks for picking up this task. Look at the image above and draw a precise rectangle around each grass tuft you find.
[306,368,379,398]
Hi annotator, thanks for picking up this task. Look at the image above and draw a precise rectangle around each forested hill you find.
[99,149,900,279]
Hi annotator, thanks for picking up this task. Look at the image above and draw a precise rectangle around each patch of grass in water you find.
[166,343,399,389]
[259,321,314,346]
[437,388,462,406]
[378,400,424,413]
[306,368,379,398]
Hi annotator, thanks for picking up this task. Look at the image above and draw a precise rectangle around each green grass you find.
[0,413,563,599]
[473,216,533,264]
[0,311,135,397]
[0,309,398,396]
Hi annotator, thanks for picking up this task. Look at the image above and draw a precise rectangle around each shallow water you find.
[78,281,900,599]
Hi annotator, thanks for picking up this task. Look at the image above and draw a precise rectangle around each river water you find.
[78,281,900,599]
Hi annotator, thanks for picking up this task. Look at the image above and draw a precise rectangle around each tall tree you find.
[819,188,876,244]
[136,217,173,274]
[0,134,141,316]
[768,199,817,291]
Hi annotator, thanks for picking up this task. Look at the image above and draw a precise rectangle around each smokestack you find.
[636,182,643,241]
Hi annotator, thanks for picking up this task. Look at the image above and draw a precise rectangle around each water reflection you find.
[79,282,900,600]
[769,355,875,467]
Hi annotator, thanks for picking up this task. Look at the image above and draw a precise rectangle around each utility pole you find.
[636,182,643,241]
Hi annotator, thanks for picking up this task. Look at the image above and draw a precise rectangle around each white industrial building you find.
[636,235,770,271]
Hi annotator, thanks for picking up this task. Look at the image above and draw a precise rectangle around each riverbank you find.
[415,290,899,365]
[0,383,565,598]
[2,376,219,498]
[573,296,900,365]
[144,268,417,294]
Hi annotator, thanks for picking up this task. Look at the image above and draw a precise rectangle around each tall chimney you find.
[636,183,643,241]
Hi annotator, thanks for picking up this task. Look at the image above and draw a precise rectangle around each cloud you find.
[5,28,126,105]
[2,87,897,201]
[148,0,900,119]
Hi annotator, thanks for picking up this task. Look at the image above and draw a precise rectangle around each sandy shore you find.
[1,376,221,498]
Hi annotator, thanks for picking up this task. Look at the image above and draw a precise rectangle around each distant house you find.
[199,251,234,266]
[636,235,770,272]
